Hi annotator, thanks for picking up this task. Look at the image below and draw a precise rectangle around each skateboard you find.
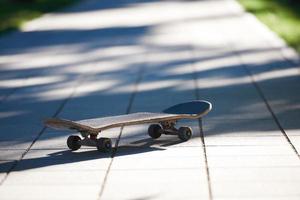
[44,100,212,152]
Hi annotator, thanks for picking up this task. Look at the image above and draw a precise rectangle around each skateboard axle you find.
[148,122,192,141]
[160,121,179,135]
[163,129,179,135]
[79,137,97,147]
[160,120,176,129]
[67,135,112,152]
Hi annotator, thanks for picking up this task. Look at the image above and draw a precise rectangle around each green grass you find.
[0,0,79,35]
[238,0,300,53]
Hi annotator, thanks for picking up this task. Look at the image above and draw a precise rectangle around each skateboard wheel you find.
[96,138,112,153]
[67,135,81,151]
[178,127,192,141]
[148,124,162,139]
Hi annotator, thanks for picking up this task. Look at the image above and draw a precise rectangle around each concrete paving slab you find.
[112,147,206,170]
[101,169,209,200]
[212,180,300,199]
[208,155,299,168]
[0,185,101,200]
[206,145,296,156]
[3,170,106,185]
[204,135,291,146]
[210,167,300,182]
[203,119,284,137]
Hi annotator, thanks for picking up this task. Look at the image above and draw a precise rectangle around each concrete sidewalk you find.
[0,0,299,199]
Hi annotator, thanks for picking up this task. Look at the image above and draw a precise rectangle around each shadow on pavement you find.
[0,137,175,172]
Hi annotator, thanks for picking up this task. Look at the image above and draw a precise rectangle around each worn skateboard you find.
[44,100,212,152]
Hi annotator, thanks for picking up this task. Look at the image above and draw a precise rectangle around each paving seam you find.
[191,49,213,200]
[98,65,145,199]
[0,73,88,185]
[230,44,300,160]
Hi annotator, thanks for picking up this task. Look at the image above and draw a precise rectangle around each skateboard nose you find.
[163,100,212,115]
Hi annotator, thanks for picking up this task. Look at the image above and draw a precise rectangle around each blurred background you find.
[1,0,299,53]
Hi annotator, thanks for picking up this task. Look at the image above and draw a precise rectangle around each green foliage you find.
[238,0,300,53]
[0,0,78,34]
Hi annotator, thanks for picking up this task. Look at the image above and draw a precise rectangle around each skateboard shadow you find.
[130,137,183,147]
[115,137,183,156]
[0,137,182,172]
[0,150,109,173]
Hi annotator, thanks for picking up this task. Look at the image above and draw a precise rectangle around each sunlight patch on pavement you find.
[0,51,84,70]
[199,76,250,88]
[254,67,300,82]
[22,1,242,32]
[0,76,66,88]
[74,79,119,97]
[0,111,28,119]
[26,82,77,101]
[114,79,179,94]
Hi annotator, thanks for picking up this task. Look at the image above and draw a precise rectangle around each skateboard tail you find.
[44,118,99,135]
[44,118,74,130]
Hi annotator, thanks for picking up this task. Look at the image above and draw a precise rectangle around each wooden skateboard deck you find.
[44,100,212,152]
[45,100,212,134]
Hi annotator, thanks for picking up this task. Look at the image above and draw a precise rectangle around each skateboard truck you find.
[67,132,112,153]
[148,120,192,141]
